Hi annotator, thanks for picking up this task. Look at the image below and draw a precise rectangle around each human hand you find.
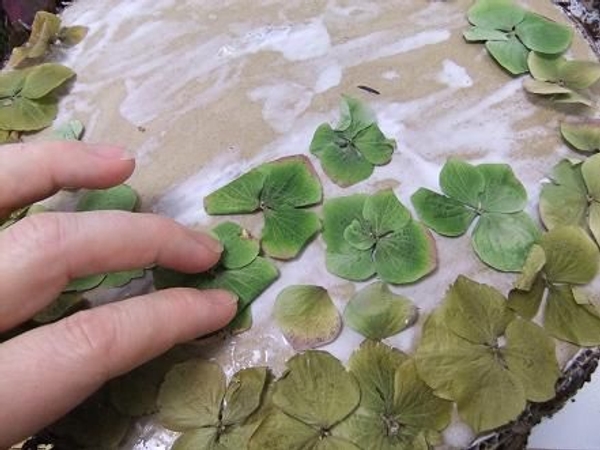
[0,141,237,447]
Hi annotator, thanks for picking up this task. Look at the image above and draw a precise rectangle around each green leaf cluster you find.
[154,221,279,329]
[204,155,322,260]
[249,351,361,449]
[273,285,342,351]
[343,282,418,340]
[412,158,539,271]
[0,63,76,134]
[524,52,600,106]
[158,359,270,450]
[323,189,437,284]
[509,226,600,346]
[561,120,600,154]
[310,96,396,187]
[337,341,452,450]
[8,11,88,68]
[464,0,572,75]
[415,276,560,433]
[539,156,600,244]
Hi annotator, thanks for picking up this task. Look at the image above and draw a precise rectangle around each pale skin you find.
[0,141,238,447]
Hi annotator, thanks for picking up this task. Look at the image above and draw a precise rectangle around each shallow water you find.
[42,0,600,447]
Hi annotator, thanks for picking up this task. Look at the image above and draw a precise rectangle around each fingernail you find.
[88,144,134,160]
[192,231,223,254]
[207,290,239,306]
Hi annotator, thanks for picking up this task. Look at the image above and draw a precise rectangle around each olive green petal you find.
[502,318,559,402]
[326,249,376,281]
[212,222,260,270]
[260,155,322,208]
[352,123,396,166]
[442,275,513,346]
[467,0,525,31]
[560,60,600,90]
[249,410,318,450]
[204,169,266,215]
[463,26,508,42]
[411,188,476,237]
[8,11,61,67]
[477,163,527,213]
[0,68,27,97]
[157,359,226,431]
[527,52,564,82]
[222,367,268,426]
[310,123,338,158]
[323,194,368,253]
[523,78,573,95]
[314,436,362,450]
[76,184,138,212]
[588,202,600,245]
[262,207,321,260]
[539,183,588,230]
[439,157,485,208]
[0,95,58,131]
[561,120,600,153]
[540,226,599,285]
[514,244,546,292]
[338,95,377,136]
[344,282,418,340]
[485,36,529,75]
[508,276,545,320]
[316,136,375,187]
[274,285,342,351]
[363,189,411,236]
[549,158,586,191]
[21,63,75,99]
[515,12,572,54]
[554,91,595,106]
[343,219,376,250]
[392,360,452,431]
[374,221,437,284]
[348,340,409,412]
[582,153,600,199]
[227,305,253,335]
[272,351,360,428]
[472,212,540,272]
[545,285,600,346]
[59,25,89,46]
[453,361,526,433]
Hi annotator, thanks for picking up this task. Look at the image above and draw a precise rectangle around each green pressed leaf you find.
[222,367,268,426]
[344,282,418,340]
[589,202,600,245]
[528,52,564,81]
[0,70,26,97]
[8,11,61,67]
[59,25,89,47]
[442,275,513,346]
[0,95,58,131]
[561,120,600,153]
[64,273,107,292]
[326,250,376,281]
[260,156,322,208]
[502,318,559,402]
[312,126,375,187]
[439,158,485,208]
[204,170,266,214]
[374,222,437,284]
[539,183,588,230]
[311,96,395,187]
[362,189,411,236]
[343,219,376,250]
[274,285,342,351]
[262,207,321,259]
[486,36,529,75]
[392,360,452,431]
[411,188,476,237]
[545,285,600,346]
[273,351,360,428]
[99,269,145,289]
[76,184,138,212]
[515,13,572,54]
[338,95,376,135]
[477,164,527,213]
[248,410,319,450]
[157,359,226,431]
[463,26,509,42]
[52,119,85,140]
[582,153,600,199]
[540,226,599,284]
[453,359,525,433]
[228,306,253,335]
[553,91,594,107]
[33,292,85,323]
[508,275,545,320]
[352,124,396,165]
[472,212,539,272]
[560,60,600,90]
[348,340,409,412]
[21,63,75,99]
[514,244,546,291]
[323,195,367,252]
[523,78,573,95]
[212,222,260,270]
[171,428,218,450]
[467,0,525,31]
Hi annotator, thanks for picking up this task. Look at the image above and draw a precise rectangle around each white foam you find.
[437,59,473,89]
